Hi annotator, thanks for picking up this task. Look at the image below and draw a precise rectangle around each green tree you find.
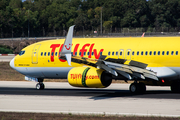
[103,21,113,31]
[9,0,22,9]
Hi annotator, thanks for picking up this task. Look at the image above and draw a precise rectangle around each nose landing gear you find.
[36,82,45,90]
[36,78,45,90]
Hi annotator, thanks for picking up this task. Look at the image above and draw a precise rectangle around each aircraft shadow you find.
[0,87,179,100]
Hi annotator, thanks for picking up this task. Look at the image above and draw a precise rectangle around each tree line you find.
[0,0,180,38]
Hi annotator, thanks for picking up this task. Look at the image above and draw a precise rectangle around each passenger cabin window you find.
[167,51,169,55]
[79,52,81,56]
[162,51,164,55]
[44,52,46,56]
[132,51,134,55]
[158,51,160,55]
[55,52,57,56]
[51,52,54,56]
[108,52,110,56]
[137,51,139,55]
[112,52,114,56]
[84,52,86,55]
[141,51,143,55]
[176,51,178,55]
[171,51,174,55]
[48,52,50,56]
[87,52,89,55]
[127,51,130,55]
[145,51,148,55]
[154,51,156,55]
[149,51,152,55]
[92,52,94,55]
[41,52,43,56]
[75,52,77,55]
[116,52,118,56]
[100,52,103,56]
[120,52,122,55]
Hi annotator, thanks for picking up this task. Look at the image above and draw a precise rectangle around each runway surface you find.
[0,81,180,117]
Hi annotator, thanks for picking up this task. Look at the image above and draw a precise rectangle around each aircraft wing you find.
[60,55,158,81]
[60,25,158,81]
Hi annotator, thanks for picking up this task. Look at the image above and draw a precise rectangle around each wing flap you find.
[129,60,148,69]
[143,72,158,81]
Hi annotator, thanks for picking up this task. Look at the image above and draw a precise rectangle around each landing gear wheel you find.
[129,83,139,93]
[138,82,146,93]
[171,82,180,93]
[36,83,45,90]
[129,82,146,94]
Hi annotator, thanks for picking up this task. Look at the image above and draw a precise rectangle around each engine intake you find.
[68,67,112,88]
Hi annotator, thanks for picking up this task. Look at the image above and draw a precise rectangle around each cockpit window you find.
[19,50,25,56]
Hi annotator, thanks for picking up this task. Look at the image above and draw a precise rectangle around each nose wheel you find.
[36,82,45,90]
[36,78,45,90]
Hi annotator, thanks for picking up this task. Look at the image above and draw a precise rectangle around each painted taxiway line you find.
[0,109,180,118]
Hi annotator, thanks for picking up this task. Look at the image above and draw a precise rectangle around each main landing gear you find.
[171,81,180,93]
[36,78,45,90]
[129,82,146,94]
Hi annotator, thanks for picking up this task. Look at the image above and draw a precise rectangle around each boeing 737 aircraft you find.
[10,25,180,93]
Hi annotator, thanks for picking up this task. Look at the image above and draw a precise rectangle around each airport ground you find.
[0,57,180,119]
[0,81,180,120]
[0,112,179,120]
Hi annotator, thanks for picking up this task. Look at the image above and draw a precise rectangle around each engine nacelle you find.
[68,67,112,88]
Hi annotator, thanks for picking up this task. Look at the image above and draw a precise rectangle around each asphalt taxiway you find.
[0,81,179,117]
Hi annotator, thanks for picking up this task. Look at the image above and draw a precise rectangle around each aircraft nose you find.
[10,57,15,69]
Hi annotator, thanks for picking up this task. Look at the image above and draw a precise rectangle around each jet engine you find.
[68,67,112,88]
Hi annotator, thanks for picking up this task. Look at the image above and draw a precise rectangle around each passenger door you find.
[32,44,41,64]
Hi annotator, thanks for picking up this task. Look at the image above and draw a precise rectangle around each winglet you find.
[60,25,75,66]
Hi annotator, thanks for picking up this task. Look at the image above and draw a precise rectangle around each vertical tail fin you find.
[60,25,75,66]
[141,32,145,37]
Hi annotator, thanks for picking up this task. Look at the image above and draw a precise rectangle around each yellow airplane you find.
[10,25,180,93]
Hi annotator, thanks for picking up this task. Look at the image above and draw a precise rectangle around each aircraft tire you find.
[171,82,180,93]
[138,82,146,93]
[129,83,139,94]
[36,83,45,90]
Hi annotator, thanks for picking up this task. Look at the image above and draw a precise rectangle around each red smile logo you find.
[65,44,72,50]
